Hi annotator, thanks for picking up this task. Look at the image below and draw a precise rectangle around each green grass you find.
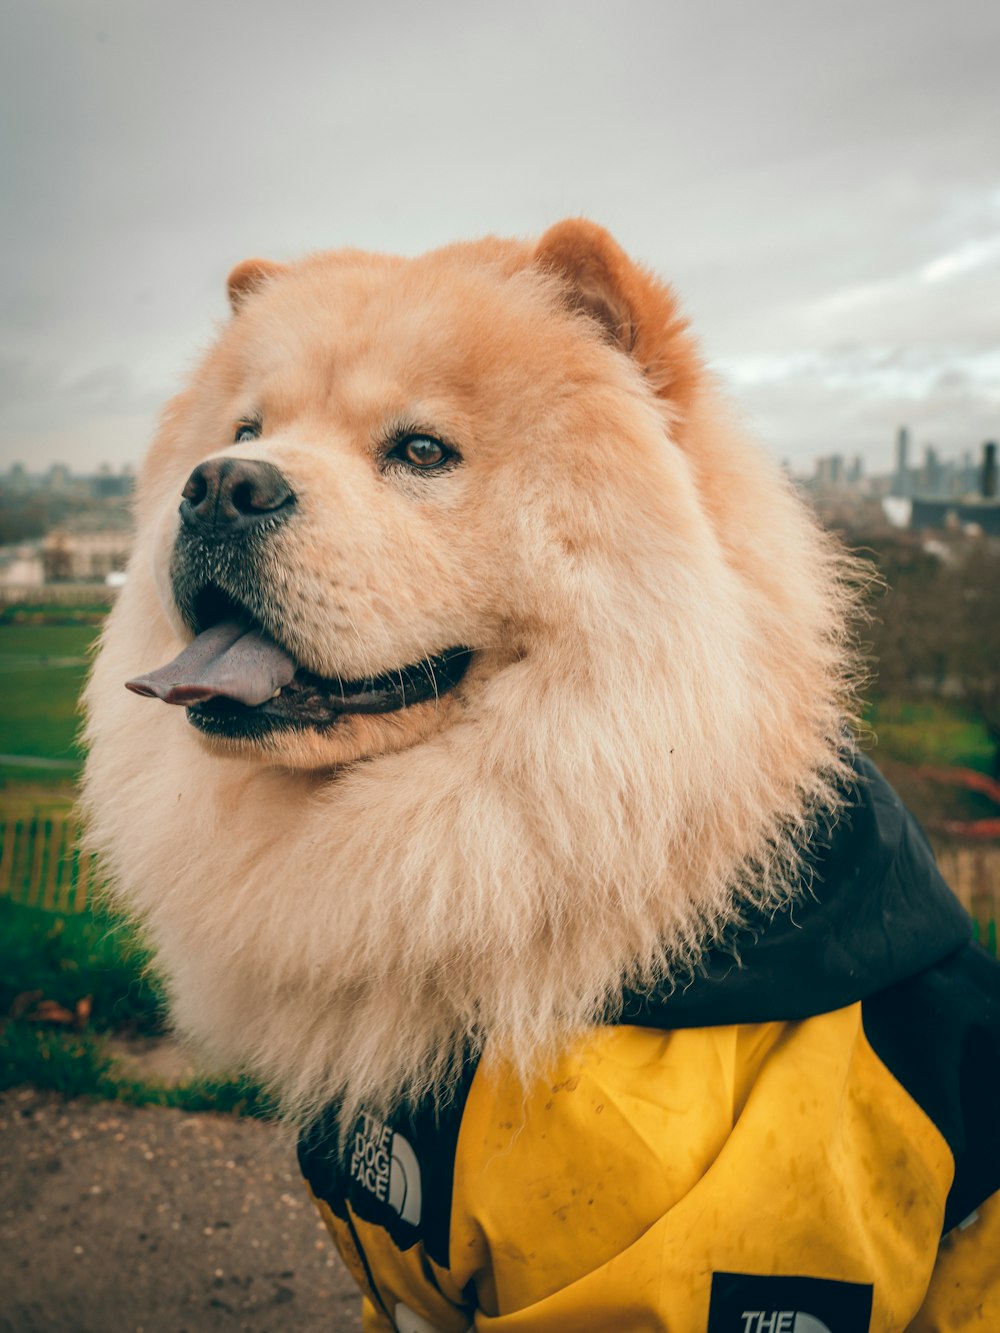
[0,620,99,784]
[0,897,164,1034]
[0,1024,118,1100]
[866,697,996,773]
[0,622,98,657]
[0,896,274,1116]
[0,1023,276,1114]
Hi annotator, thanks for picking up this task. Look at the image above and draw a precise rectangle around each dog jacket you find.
[299,756,1000,1332]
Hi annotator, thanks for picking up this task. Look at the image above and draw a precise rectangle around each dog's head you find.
[84,222,857,1117]
[121,221,707,769]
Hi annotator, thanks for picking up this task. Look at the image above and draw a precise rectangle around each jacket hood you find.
[618,752,972,1030]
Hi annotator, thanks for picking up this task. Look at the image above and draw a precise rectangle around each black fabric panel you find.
[298,1110,348,1220]
[861,942,1000,1232]
[618,754,972,1029]
[709,1271,873,1332]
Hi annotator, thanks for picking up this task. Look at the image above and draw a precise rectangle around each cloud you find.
[0,352,166,456]
[719,346,1000,471]
[1,0,999,470]
[720,345,1000,401]
[920,234,1000,283]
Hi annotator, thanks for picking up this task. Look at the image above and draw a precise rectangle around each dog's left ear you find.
[535,218,700,412]
[226,258,288,313]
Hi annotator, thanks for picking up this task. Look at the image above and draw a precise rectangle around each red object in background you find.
[919,766,1000,841]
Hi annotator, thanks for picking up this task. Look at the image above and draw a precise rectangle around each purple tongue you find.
[125,620,297,707]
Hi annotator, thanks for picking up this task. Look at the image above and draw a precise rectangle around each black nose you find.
[179,458,295,535]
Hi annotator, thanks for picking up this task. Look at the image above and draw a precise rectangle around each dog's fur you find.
[83,221,858,1127]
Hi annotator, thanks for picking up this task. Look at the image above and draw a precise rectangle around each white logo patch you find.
[394,1302,470,1333]
[740,1314,834,1333]
[349,1112,422,1226]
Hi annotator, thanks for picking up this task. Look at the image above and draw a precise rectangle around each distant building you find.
[814,454,846,490]
[5,462,29,493]
[909,442,1000,536]
[982,442,997,500]
[45,462,71,491]
[42,519,132,582]
[960,451,976,494]
[920,445,942,495]
[910,499,1000,537]
[893,427,910,498]
[90,464,134,500]
[0,541,45,588]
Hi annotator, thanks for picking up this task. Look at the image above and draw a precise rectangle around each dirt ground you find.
[0,1088,363,1333]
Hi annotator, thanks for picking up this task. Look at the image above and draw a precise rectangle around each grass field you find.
[0,613,998,821]
[0,894,272,1113]
[0,618,100,789]
[866,697,997,774]
[0,610,277,1109]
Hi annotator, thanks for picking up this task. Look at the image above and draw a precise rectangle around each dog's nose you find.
[179,458,295,535]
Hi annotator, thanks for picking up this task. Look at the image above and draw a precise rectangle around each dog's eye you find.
[234,419,261,444]
[396,435,449,469]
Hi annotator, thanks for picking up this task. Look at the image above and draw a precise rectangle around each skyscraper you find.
[894,426,910,498]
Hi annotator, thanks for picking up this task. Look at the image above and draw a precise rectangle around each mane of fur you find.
[82,227,860,1128]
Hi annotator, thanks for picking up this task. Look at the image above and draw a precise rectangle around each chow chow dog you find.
[84,221,999,1332]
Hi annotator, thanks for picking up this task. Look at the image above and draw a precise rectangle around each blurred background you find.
[0,0,998,1324]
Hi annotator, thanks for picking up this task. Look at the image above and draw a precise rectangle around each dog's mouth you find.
[125,584,472,741]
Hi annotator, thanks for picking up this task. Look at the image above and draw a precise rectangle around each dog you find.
[84,221,1000,1331]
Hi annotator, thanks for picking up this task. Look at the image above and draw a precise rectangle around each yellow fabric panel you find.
[306,1007,962,1331]
[362,1295,395,1332]
[311,1182,470,1330]
[447,1007,955,1331]
[347,1205,473,1332]
[306,1189,378,1304]
[907,1190,1000,1330]
[451,1021,777,1312]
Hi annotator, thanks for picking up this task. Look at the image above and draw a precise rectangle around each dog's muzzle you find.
[123,462,473,741]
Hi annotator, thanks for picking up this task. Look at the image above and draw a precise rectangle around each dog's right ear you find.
[226,258,287,313]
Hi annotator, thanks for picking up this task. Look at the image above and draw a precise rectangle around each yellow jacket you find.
[299,759,1000,1331]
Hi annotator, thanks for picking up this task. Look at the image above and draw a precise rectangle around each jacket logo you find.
[739,1316,832,1333]
[349,1112,422,1226]
[709,1273,873,1333]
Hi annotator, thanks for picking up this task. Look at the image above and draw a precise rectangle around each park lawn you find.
[0,895,272,1114]
[1,610,994,780]
[0,620,100,785]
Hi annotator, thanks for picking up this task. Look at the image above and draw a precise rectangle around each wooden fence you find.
[0,816,101,912]
[1,816,999,951]
[935,845,999,954]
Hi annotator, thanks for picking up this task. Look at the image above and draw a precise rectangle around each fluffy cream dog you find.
[83,221,854,1127]
[104,224,1000,1332]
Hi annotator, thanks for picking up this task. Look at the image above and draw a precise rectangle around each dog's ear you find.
[535,219,700,412]
[226,258,287,313]
[535,219,638,351]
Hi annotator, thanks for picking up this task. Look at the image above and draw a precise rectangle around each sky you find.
[2,0,998,476]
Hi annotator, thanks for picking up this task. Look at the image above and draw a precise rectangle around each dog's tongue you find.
[125,621,297,707]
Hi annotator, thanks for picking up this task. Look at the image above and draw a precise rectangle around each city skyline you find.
[6,426,997,492]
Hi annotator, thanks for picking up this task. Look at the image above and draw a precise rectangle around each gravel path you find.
[0,1089,363,1333]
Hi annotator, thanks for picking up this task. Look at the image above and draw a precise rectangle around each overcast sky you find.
[2,0,998,475]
